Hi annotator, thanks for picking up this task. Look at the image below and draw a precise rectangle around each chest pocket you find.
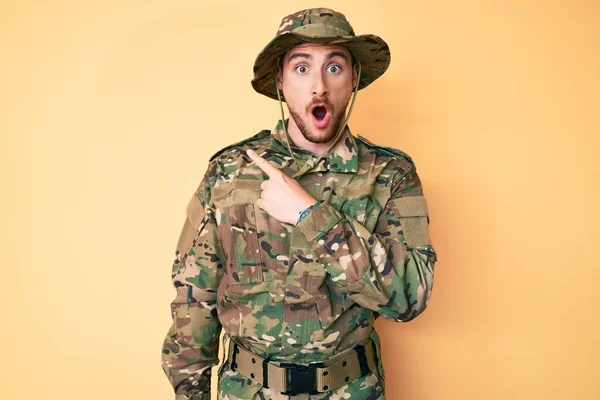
[217,202,264,285]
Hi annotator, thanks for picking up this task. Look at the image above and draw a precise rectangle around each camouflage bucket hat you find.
[251,8,391,100]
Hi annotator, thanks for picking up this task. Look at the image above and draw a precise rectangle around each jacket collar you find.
[269,119,359,174]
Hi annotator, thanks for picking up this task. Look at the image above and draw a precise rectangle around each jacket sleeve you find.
[296,162,437,322]
[161,176,224,400]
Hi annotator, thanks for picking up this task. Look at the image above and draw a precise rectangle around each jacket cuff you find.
[296,201,343,242]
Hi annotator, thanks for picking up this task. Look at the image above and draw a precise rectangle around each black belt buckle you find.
[280,361,325,395]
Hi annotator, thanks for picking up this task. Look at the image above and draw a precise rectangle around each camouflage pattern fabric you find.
[252,7,390,101]
[161,119,437,399]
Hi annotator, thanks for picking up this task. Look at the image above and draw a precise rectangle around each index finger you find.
[246,149,280,178]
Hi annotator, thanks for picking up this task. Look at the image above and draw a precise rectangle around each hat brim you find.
[251,32,391,101]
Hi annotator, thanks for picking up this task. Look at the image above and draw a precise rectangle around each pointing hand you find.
[246,149,317,225]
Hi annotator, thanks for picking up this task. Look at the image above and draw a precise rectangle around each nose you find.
[311,71,328,98]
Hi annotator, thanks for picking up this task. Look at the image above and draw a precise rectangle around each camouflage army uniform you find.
[161,119,437,399]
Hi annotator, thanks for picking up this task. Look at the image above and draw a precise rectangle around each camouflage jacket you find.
[161,120,437,399]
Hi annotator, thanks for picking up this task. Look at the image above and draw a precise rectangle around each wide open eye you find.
[327,64,341,74]
[296,65,308,74]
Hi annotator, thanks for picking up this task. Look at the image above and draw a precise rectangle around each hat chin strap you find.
[275,60,362,179]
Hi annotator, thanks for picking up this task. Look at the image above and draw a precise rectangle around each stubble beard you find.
[288,106,347,144]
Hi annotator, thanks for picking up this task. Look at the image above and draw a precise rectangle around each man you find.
[162,7,437,400]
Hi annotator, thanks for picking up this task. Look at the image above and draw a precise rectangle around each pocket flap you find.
[393,195,429,217]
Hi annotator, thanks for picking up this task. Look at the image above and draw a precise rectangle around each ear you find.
[352,66,358,90]
[277,68,283,90]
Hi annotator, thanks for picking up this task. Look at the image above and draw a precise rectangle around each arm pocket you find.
[389,195,431,248]
[175,193,206,260]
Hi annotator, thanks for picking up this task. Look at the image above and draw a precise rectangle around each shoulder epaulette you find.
[209,130,271,161]
[356,134,413,162]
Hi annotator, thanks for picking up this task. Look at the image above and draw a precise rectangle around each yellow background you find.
[1,1,598,399]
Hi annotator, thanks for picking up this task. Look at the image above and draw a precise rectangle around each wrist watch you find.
[297,200,322,224]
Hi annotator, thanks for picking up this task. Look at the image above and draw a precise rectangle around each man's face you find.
[277,43,357,144]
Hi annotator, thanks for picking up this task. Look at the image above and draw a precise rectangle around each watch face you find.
[298,209,310,223]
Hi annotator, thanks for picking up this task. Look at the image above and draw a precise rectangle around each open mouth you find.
[312,106,328,121]
[310,104,331,128]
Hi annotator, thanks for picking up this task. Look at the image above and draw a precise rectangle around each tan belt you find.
[226,337,379,395]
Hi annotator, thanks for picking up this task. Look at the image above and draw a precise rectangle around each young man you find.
[161,8,437,400]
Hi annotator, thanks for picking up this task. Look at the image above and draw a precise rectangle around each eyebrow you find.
[286,51,349,63]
